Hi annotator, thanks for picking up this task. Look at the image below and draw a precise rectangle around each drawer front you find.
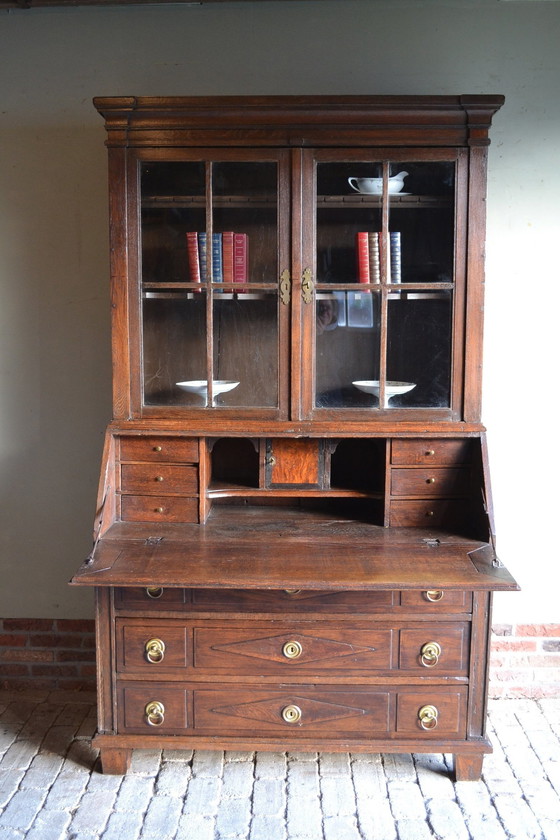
[121,464,198,495]
[120,436,199,463]
[194,626,393,673]
[396,688,468,738]
[391,467,469,497]
[191,588,396,613]
[114,587,188,611]
[388,499,466,528]
[194,687,391,736]
[399,623,470,674]
[391,439,471,466]
[117,684,190,733]
[121,495,199,523]
[116,621,189,672]
[400,590,472,612]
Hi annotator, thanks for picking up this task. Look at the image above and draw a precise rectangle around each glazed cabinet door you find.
[300,148,467,422]
[128,149,291,420]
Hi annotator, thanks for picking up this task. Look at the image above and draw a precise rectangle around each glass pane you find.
[387,291,453,408]
[141,161,206,285]
[315,291,381,408]
[388,162,455,284]
[212,162,278,287]
[143,293,207,406]
[213,295,279,408]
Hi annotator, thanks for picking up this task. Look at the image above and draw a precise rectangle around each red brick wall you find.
[1,619,559,697]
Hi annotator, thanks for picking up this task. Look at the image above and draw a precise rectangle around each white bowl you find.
[352,380,416,407]
[176,380,239,404]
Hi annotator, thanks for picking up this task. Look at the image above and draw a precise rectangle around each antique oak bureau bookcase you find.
[72,95,518,779]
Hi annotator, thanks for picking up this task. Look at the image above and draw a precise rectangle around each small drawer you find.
[191,589,396,613]
[396,688,467,738]
[400,590,472,611]
[391,439,471,466]
[391,467,469,497]
[121,464,198,495]
[114,587,188,610]
[193,687,391,735]
[119,436,199,463]
[388,499,466,528]
[117,683,190,733]
[116,621,189,672]
[398,623,470,674]
[121,495,199,523]
[193,625,393,673]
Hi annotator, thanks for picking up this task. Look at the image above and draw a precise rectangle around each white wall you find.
[0,0,558,621]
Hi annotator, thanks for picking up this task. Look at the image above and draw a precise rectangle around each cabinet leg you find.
[454,753,484,782]
[99,747,132,775]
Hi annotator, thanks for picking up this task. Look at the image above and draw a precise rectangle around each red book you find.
[356,232,370,284]
[222,231,235,288]
[233,233,248,291]
[186,232,201,284]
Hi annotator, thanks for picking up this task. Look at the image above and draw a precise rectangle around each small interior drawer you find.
[120,495,199,523]
[119,436,199,463]
[388,499,466,528]
[391,439,471,466]
[390,467,469,497]
[121,464,198,495]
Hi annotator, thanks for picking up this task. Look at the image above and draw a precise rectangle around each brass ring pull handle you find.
[418,704,439,730]
[420,641,442,668]
[145,638,166,664]
[282,640,303,660]
[283,589,302,596]
[146,586,164,599]
[425,590,444,602]
[282,704,302,724]
[145,700,165,726]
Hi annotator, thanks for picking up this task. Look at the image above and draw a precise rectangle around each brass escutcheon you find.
[280,269,291,305]
[153,445,162,452]
[301,268,314,304]
[145,700,165,726]
[420,641,442,668]
[418,704,439,730]
[282,704,302,724]
[282,640,303,660]
[146,586,164,599]
[425,590,444,602]
[145,638,166,664]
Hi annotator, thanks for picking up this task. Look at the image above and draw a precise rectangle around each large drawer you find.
[391,439,471,466]
[391,467,470,497]
[119,436,199,463]
[121,464,198,495]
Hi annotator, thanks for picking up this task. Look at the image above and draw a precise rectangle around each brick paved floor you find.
[0,691,559,839]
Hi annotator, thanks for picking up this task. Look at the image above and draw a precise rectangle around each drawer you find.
[396,688,468,738]
[121,464,198,495]
[391,439,471,466]
[193,625,393,673]
[398,623,470,674]
[114,587,188,611]
[193,687,392,736]
[191,589,396,613]
[117,684,190,734]
[388,499,466,528]
[116,621,189,672]
[400,590,472,612]
[391,467,469,497]
[119,436,199,463]
[121,495,199,523]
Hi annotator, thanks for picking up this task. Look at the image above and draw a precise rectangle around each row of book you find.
[186,231,249,287]
[356,231,401,284]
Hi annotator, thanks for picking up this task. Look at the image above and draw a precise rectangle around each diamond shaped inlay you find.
[209,694,368,726]
[210,632,378,665]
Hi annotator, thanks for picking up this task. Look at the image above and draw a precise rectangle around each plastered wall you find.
[0,0,558,621]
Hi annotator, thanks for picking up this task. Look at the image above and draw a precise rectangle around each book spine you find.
[390,231,401,283]
[198,232,208,282]
[222,231,234,288]
[212,233,223,287]
[186,232,201,284]
[234,233,248,291]
[356,232,370,284]
[368,232,381,283]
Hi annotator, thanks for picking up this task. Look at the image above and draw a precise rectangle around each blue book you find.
[198,233,208,281]
[212,233,223,286]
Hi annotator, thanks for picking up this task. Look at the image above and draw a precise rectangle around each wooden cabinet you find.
[71,95,518,780]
